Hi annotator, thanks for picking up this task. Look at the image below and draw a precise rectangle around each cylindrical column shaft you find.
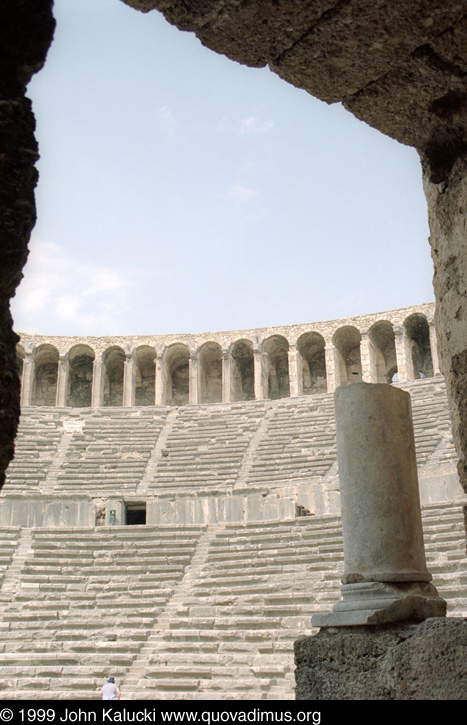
[335,382,430,583]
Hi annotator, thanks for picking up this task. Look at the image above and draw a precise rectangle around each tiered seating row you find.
[0,503,464,699]
[5,411,64,493]
[56,409,169,492]
[5,380,457,496]
[150,404,266,491]
[0,525,204,699]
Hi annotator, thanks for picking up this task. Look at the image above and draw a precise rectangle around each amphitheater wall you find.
[0,495,94,528]
[15,303,438,408]
[0,462,460,528]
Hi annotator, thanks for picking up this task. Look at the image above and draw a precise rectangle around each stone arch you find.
[67,344,95,407]
[31,344,59,406]
[332,326,362,386]
[165,343,190,407]
[103,346,125,407]
[264,335,290,400]
[134,346,156,406]
[199,342,223,404]
[404,312,433,378]
[369,320,397,384]
[404,313,433,379]
[231,339,254,401]
[297,331,326,394]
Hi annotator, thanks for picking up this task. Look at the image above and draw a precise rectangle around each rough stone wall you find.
[424,156,467,491]
[295,618,467,700]
[0,1,55,487]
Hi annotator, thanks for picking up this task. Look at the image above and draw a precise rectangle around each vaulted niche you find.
[231,339,254,402]
[31,345,59,406]
[68,344,95,407]
[297,331,326,395]
[165,343,190,407]
[103,347,125,407]
[264,335,290,400]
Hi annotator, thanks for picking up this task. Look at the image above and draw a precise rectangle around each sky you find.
[10,0,435,337]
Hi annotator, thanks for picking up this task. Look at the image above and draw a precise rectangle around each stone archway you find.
[102,347,125,407]
[165,343,190,407]
[67,344,95,407]
[31,344,59,406]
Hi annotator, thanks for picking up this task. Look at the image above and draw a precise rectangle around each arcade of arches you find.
[16,304,439,409]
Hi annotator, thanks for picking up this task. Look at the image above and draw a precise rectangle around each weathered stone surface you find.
[295,617,467,700]
[0,0,55,487]
[424,156,467,492]
[121,0,467,168]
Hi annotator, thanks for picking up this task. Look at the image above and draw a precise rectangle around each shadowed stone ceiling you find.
[121,0,467,182]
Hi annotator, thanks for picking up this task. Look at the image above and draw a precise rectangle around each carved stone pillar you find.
[360,330,377,383]
[20,351,34,406]
[253,344,267,400]
[189,351,199,405]
[91,357,105,408]
[155,353,165,406]
[222,349,233,403]
[288,344,302,397]
[55,354,70,407]
[123,353,135,407]
[312,383,446,627]
[324,343,339,393]
[394,324,414,382]
[428,319,441,376]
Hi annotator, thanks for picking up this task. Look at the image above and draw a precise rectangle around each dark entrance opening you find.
[126,503,147,526]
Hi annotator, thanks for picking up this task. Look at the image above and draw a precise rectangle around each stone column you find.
[428,319,441,376]
[253,344,267,400]
[324,343,339,393]
[155,353,165,406]
[288,344,302,397]
[20,351,35,406]
[189,351,199,405]
[222,349,233,403]
[91,357,105,408]
[55,354,70,407]
[394,324,414,382]
[123,353,135,407]
[312,383,446,627]
[360,330,377,383]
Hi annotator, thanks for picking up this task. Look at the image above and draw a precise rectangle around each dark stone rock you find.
[295,618,467,700]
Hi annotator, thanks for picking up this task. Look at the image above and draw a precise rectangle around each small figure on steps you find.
[100,676,121,700]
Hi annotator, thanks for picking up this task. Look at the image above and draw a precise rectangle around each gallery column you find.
[189,350,199,405]
[91,356,105,408]
[55,354,70,407]
[20,351,34,406]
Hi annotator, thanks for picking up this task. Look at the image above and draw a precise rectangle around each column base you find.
[311,581,447,627]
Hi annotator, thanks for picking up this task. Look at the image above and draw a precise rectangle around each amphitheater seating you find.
[5,411,64,494]
[0,525,204,699]
[0,503,464,700]
[150,404,266,492]
[4,380,459,498]
[243,394,337,487]
[0,378,465,699]
[55,409,169,494]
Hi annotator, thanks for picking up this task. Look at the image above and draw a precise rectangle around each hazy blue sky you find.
[11,0,434,336]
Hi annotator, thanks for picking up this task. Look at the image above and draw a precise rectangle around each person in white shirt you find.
[100,676,121,700]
